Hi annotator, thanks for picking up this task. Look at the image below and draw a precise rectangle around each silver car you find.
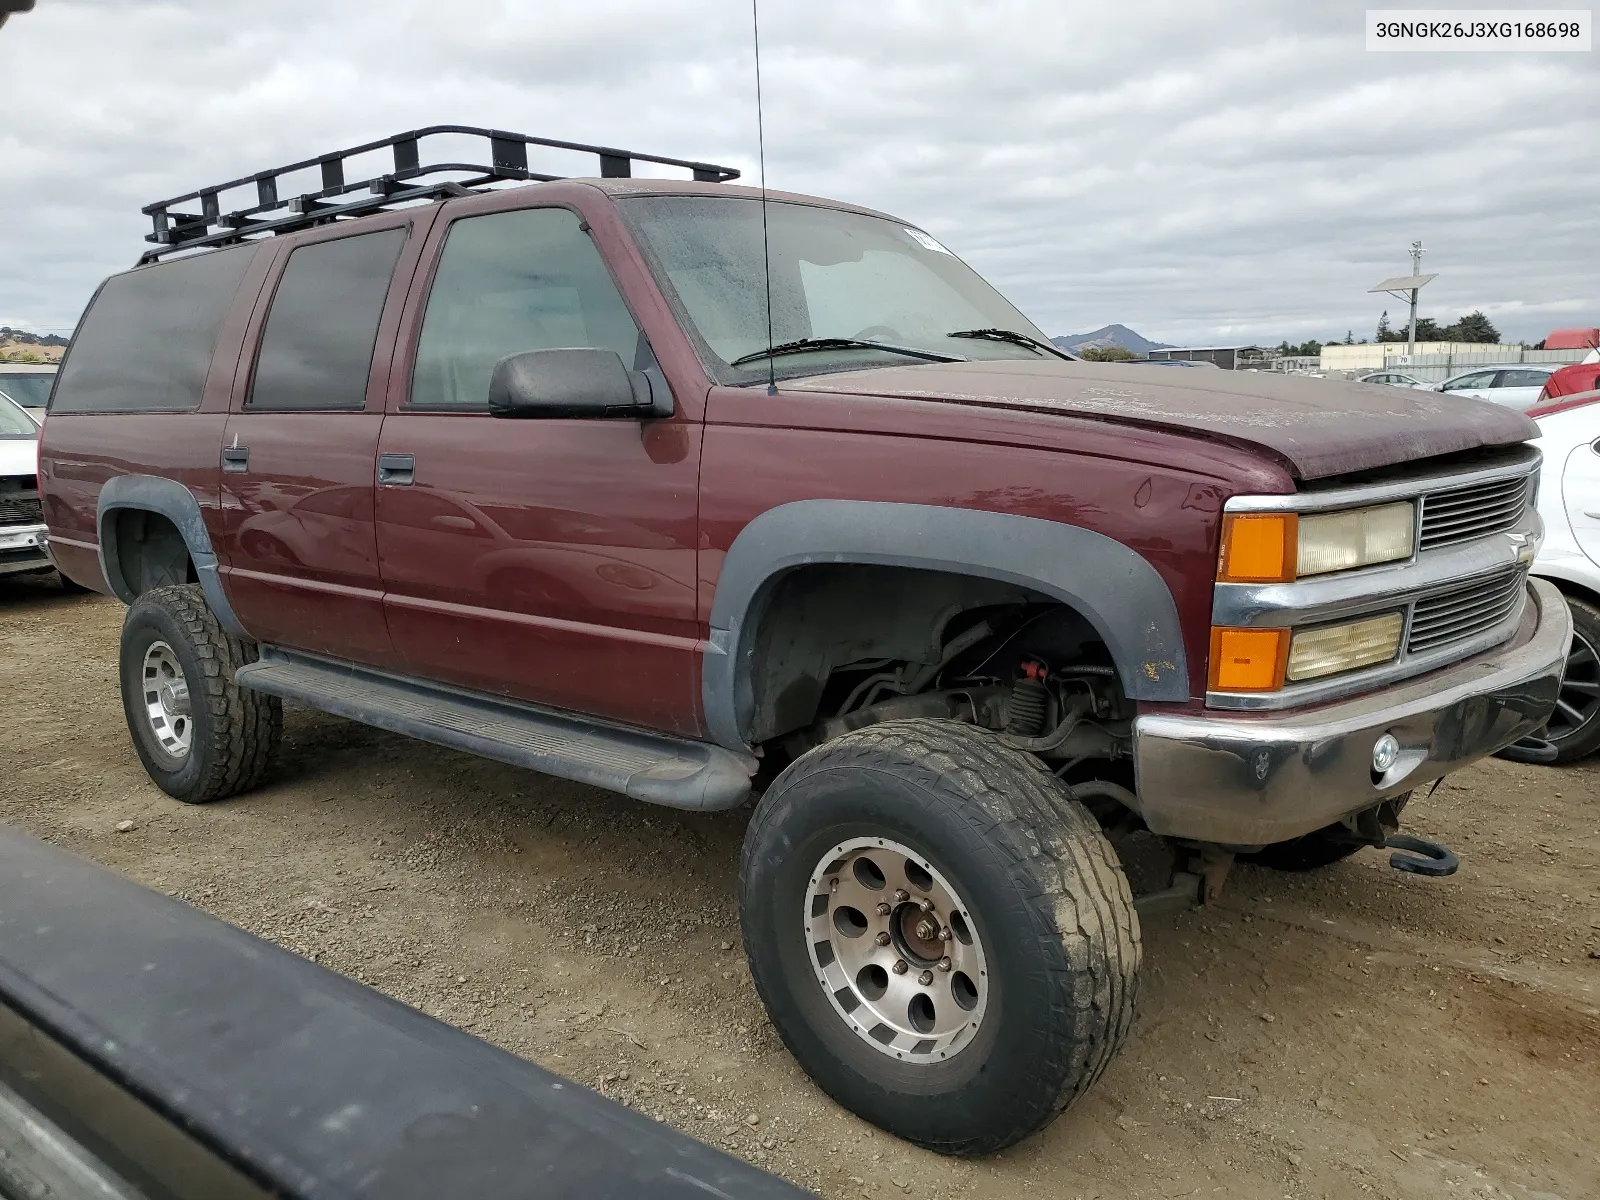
[1357,370,1429,388]
[1433,364,1558,410]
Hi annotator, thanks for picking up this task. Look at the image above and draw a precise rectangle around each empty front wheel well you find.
[744,564,1125,748]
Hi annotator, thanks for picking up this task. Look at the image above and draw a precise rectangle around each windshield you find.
[0,393,38,438]
[619,196,1055,384]
[0,373,55,408]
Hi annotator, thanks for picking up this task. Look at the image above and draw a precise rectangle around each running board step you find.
[236,649,755,811]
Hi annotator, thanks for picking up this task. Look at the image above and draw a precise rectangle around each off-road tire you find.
[740,718,1140,1155]
[119,584,281,804]
[1546,595,1600,764]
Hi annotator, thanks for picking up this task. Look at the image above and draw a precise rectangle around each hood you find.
[786,359,1537,481]
[0,431,40,479]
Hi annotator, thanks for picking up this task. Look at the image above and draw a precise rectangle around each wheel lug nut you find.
[891,959,908,975]
[875,932,891,946]
[919,970,934,986]
[876,902,892,916]
[918,897,935,913]
[939,927,953,942]
[893,889,908,903]
[937,956,952,972]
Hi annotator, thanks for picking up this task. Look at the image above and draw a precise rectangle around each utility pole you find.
[1370,244,1437,365]
[1406,240,1424,355]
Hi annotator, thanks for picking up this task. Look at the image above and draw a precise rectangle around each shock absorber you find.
[1006,660,1049,737]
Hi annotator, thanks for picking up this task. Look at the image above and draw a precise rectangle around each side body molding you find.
[96,474,248,638]
[702,500,1190,750]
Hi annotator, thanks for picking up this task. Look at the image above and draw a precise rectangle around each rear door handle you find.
[222,446,249,473]
[378,453,415,486]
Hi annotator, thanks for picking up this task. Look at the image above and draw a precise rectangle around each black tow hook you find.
[1384,833,1459,877]
[1493,735,1560,765]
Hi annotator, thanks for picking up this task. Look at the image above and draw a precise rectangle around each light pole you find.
[1370,244,1437,365]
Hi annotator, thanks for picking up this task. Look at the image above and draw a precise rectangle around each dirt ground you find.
[1,575,1596,1200]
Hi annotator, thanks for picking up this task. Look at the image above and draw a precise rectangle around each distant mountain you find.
[1052,325,1173,356]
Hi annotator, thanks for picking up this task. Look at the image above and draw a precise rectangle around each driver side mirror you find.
[487,348,667,419]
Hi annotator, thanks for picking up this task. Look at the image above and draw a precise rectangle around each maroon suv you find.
[39,127,1569,1154]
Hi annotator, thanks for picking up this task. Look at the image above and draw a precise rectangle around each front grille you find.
[1406,570,1525,655]
[0,494,42,526]
[1419,476,1529,551]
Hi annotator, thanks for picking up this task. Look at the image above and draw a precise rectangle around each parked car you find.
[1527,389,1600,761]
[0,389,53,581]
[39,126,1570,1155]
[0,362,57,413]
[1357,370,1428,389]
[1433,363,1559,410]
[1538,359,1600,403]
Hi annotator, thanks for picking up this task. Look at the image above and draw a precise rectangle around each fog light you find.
[1372,734,1401,774]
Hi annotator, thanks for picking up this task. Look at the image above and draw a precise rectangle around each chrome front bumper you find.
[0,524,52,577]
[1133,578,1571,846]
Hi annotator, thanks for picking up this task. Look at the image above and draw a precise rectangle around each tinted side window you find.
[411,208,640,411]
[250,228,406,412]
[1497,370,1547,388]
[51,244,258,414]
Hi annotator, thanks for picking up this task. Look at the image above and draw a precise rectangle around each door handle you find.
[222,446,249,473]
[378,453,416,486]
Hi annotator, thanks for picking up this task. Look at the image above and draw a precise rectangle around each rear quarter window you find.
[50,244,259,414]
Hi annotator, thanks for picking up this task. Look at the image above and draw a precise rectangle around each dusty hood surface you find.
[786,359,1537,480]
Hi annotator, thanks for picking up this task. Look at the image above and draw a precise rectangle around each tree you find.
[1376,311,1393,342]
[1344,330,1355,345]
[1412,317,1443,342]
[1440,311,1500,344]
[1080,346,1140,362]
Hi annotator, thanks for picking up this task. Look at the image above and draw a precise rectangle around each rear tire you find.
[119,584,281,804]
[740,719,1140,1155]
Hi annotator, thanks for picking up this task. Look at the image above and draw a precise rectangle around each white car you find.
[1434,363,1559,411]
[1528,390,1600,761]
[0,389,54,581]
[1357,370,1429,388]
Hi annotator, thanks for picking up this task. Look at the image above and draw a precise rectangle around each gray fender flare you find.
[701,500,1190,751]
[97,475,249,639]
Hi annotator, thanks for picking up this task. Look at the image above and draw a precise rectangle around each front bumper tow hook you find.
[1384,834,1459,877]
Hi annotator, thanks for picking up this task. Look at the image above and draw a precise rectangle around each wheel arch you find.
[97,475,248,638]
[702,500,1189,751]
[1534,567,1600,611]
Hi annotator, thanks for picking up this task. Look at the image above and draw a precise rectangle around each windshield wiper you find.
[729,337,966,368]
[946,328,1078,361]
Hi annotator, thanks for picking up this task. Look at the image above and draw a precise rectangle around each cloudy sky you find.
[2,0,1596,346]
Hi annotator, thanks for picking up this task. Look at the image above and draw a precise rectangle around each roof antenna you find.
[751,0,777,396]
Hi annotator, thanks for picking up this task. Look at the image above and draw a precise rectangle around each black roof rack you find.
[137,124,741,264]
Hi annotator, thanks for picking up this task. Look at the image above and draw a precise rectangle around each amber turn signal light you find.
[1209,626,1289,692]
[1218,512,1298,583]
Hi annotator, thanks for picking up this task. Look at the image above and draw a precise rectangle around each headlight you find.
[1218,502,1415,583]
[1286,612,1404,682]
[1296,503,1414,577]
